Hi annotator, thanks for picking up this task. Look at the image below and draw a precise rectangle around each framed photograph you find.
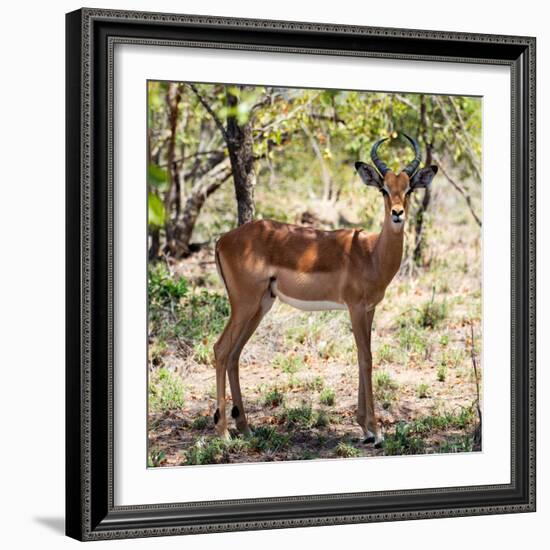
[65,8,536,541]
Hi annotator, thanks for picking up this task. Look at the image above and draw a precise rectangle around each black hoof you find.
[374,440,384,449]
[363,436,375,444]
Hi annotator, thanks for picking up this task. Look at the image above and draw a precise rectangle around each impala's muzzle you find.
[391,207,405,224]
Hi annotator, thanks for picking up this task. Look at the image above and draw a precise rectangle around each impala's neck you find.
[373,215,405,286]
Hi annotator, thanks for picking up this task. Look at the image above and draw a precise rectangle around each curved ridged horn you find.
[402,133,422,177]
[370,137,390,176]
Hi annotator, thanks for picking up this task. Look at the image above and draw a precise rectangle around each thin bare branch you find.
[469,321,482,451]
[433,95,481,181]
[394,94,419,112]
[188,83,228,142]
[158,150,225,169]
[300,122,334,201]
[432,153,482,227]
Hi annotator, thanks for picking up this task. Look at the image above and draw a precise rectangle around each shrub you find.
[415,290,449,328]
[383,423,425,456]
[148,263,188,307]
[377,343,396,364]
[319,387,336,406]
[149,367,185,412]
[263,387,285,407]
[192,415,211,430]
[249,426,290,452]
[301,375,325,391]
[147,448,166,467]
[315,410,331,428]
[417,382,430,398]
[273,354,303,374]
[335,442,360,458]
[374,371,399,408]
[283,404,315,428]
[437,435,474,453]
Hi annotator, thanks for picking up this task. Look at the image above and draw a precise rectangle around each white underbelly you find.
[271,281,347,312]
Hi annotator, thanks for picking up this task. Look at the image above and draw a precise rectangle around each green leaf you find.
[148,193,166,228]
[148,164,169,191]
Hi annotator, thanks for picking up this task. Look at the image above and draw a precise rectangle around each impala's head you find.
[355,134,438,232]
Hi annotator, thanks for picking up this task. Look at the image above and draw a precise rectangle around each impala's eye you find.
[405,187,413,197]
[380,187,389,196]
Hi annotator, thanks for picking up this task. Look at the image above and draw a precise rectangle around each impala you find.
[213,134,438,446]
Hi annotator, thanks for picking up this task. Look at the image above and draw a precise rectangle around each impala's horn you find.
[402,133,422,177]
[370,137,390,176]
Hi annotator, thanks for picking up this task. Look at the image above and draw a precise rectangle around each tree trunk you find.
[413,95,433,266]
[149,229,160,261]
[166,160,231,258]
[165,83,182,219]
[226,89,256,225]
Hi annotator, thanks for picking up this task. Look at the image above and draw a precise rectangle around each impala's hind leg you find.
[213,285,274,438]
[226,289,274,434]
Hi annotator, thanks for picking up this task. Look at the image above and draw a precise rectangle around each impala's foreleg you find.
[349,306,383,447]
[213,286,274,439]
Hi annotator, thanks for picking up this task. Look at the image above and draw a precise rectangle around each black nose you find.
[391,208,404,217]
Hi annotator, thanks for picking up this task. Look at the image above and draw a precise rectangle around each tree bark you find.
[166,160,231,258]
[165,83,182,218]
[413,95,433,266]
[226,89,256,225]
[149,229,160,261]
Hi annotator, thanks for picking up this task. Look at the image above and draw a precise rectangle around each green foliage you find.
[283,404,315,428]
[284,324,309,345]
[315,410,331,428]
[382,407,477,456]
[279,403,332,429]
[263,387,285,408]
[147,80,482,254]
[148,164,169,191]
[147,448,166,467]
[192,415,211,430]
[301,375,325,392]
[437,364,448,382]
[374,371,399,409]
[184,429,290,465]
[335,442,360,458]
[179,290,230,343]
[383,423,425,456]
[273,354,303,374]
[148,267,229,363]
[149,367,185,412]
[148,192,166,228]
[415,292,449,329]
[440,348,465,369]
[437,435,474,453]
[249,426,290,452]
[319,387,336,406]
[185,437,248,465]
[397,323,428,355]
[377,343,397,364]
[417,383,430,399]
[410,407,475,433]
[148,263,188,307]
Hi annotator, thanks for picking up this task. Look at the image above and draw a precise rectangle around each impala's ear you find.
[410,165,438,189]
[355,162,383,189]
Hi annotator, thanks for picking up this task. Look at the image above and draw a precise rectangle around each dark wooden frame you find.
[66,7,536,541]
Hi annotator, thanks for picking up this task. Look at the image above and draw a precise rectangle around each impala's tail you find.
[214,240,229,296]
